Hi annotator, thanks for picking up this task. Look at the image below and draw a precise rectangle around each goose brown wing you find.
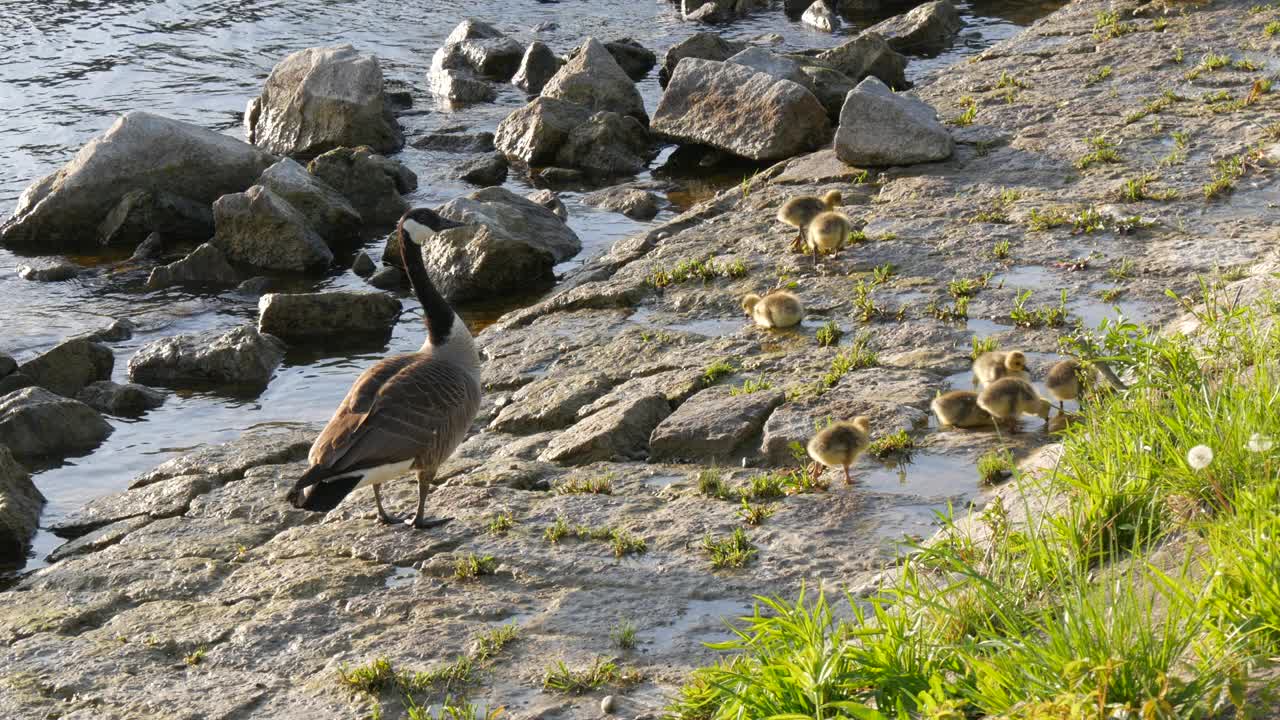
[307,354,480,477]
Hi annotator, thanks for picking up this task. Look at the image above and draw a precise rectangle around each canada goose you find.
[742,290,804,329]
[976,377,1051,432]
[931,390,993,429]
[286,208,482,529]
[972,350,1029,385]
[805,210,851,269]
[778,190,841,252]
[807,416,871,484]
[1045,359,1097,412]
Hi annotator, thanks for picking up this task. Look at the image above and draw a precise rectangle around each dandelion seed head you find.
[1187,444,1214,471]
[1247,433,1274,453]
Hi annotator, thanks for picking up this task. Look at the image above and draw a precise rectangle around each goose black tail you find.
[287,466,362,512]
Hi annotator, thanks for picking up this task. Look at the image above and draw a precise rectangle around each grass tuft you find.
[977,449,1015,485]
[555,474,613,495]
[703,528,757,569]
[868,429,914,460]
[453,554,497,581]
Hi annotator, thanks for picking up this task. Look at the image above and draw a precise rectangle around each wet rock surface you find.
[145,242,240,289]
[0,447,43,564]
[555,112,652,176]
[306,146,415,227]
[75,381,166,417]
[18,338,114,398]
[257,291,401,342]
[583,187,661,220]
[494,97,594,167]
[0,387,112,459]
[455,152,509,186]
[511,40,561,95]
[835,76,952,166]
[128,326,285,390]
[867,0,962,54]
[210,185,334,272]
[255,158,363,247]
[16,261,78,282]
[541,38,648,124]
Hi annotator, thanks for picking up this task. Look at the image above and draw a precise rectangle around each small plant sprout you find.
[851,169,871,184]
[611,620,639,650]
[952,96,978,126]
[868,429,914,459]
[1108,258,1136,280]
[1099,287,1125,302]
[646,256,748,289]
[1093,9,1136,39]
[872,263,896,285]
[555,474,614,495]
[542,657,642,694]
[1187,444,1215,471]
[486,512,515,535]
[729,376,773,396]
[737,498,776,526]
[1076,134,1121,169]
[992,240,1012,259]
[1027,207,1071,231]
[703,528,757,569]
[1085,66,1113,86]
[1204,154,1248,200]
[851,280,883,322]
[815,320,842,347]
[977,450,1015,485]
[702,359,736,384]
[453,554,498,581]
[696,468,734,500]
[1185,52,1232,80]
[1010,289,1069,328]
[184,646,207,666]
[821,333,877,389]
[1072,207,1106,234]
[1267,20,1280,36]
[971,335,999,360]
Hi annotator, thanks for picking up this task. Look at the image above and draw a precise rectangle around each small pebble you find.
[600,695,616,714]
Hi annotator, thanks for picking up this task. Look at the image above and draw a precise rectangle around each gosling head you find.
[822,190,842,208]
[741,293,762,315]
[1005,351,1027,373]
[399,208,465,246]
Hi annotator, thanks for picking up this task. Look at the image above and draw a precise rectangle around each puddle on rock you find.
[857,452,987,499]
[648,598,756,654]
[384,565,419,589]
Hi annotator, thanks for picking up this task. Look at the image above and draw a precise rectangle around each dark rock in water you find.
[19,338,114,398]
[438,19,524,80]
[555,111,652,176]
[802,1,840,32]
[659,32,745,87]
[526,189,568,221]
[257,291,401,342]
[649,386,784,461]
[652,58,831,162]
[352,251,376,277]
[17,262,78,282]
[307,146,415,227]
[76,380,166,416]
[835,76,953,166]
[410,131,495,153]
[385,89,413,111]
[602,38,657,82]
[583,187,661,220]
[867,0,962,54]
[210,186,334,272]
[366,266,404,289]
[130,232,165,261]
[784,0,814,15]
[532,21,558,32]
[256,158,362,248]
[146,242,240,289]
[79,319,135,343]
[97,188,215,248]
[128,325,286,390]
[512,41,561,95]
[538,167,585,184]
[802,65,857,122]
[815,32,908,90]
[0,373,35,396]
[0,111,275,252]
[0,387,113,458]
[235,276,273,296]
[244,44,403,157]
[0,353,15,378]
[0,446,43,565]
[542,38,648,124]
[494,97,593,166]
[456,152,509,186]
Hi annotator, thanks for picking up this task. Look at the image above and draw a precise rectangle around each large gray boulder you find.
[18,338,114,398]
[257,291,401,342]
[834,76,953,166]
[802,1,840,32]
[255,158,362,247]
[555,112,652,176]
[307,146,415,226]
[0,112,276,251]
[682,0,767,24]
[455,152,509,186]
[76,381,166,416]
[815,32,909,89]
[652,59,831,162]
[146,242,240,289]
[649,386,785,461]
[211,186,334,272]
[601,39,657,82]
[659,32,744,87]
[0,387,113,458]
[867,0,962,54]
[128,326,286,389]
[428,59,498,104]
[244,44,403,158]
[437,20,524,80]
[512,41,561,94]
[541,38,647,124]
[803,65,858,122]
[727,47,811,87]
[0,446,43,564]
[495,97,593,166]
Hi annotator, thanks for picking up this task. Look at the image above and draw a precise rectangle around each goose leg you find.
[409,471,450,530]
[373,484,401,525]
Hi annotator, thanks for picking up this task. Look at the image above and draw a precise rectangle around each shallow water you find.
[2,0,1064,574]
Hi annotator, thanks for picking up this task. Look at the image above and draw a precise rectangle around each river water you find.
[0,0,1063,573]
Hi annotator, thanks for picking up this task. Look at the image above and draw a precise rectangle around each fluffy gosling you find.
[977,377,1051,432]
[931,390,994,429]
[1045,359,1097,412]
[805,210,852,269]
[778,190,841,252]
[742,290,804,329]
[806,416,871,485]
[972,350,1030,385]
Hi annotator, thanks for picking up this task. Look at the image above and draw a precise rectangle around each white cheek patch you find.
[403,218,431,246]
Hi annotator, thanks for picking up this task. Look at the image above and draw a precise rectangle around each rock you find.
[97,188,214,248]
[494,97,592,166]
[682,0,764,24]
[527,190,568,221]
[145,242,240,289]
[257,291,401,342]
[867,0,962,54]
[512,41,561,94]
[802,66,858,121]
[16,262,78,282]
[542,38,648,124]
[210,186,334,272]
[244,44,403,157]
[539,392,671,465]
[415,187,583,302]
[0,354,15,378]
[307,146,415,226]
[490,374,614,434]
[649,386,785,461]
[19,338,114,398]
[659,32,744,87]
[455,153,509,186]
[0,387,112,458]
[130,232,165,261]
[0,446,43,564]
[352,251,376,276]
[815,32,909,89]
[834,76,953,166]
[79,319,135,343]
[727,47,810,87]
[0,112,276,251]
[366,266,403,289]
[235,276,273,296]
[555,112,652,176]
[583,187,661,220]
[75,381,166,416]
[52,474,215,536]
[603,39,657,82]
[128,326,286,389]
[255,158,362,248]
[438,19,524,80]
[0,373,35,396]
[601,695,617,715]
[802,1,840,32]
[410,131,496,153]
[428,62,498,104]
[538,167,584,184]
[46,515,152,564]
[652,59,831,162]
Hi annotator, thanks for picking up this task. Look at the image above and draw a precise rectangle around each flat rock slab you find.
[649,386,785,462]
[127,325,286,391]
[51,474,215,536]
[47,515,152,564]
[146,242,240,289]
[75,380,166,416]
[257,291,401,342]
[539,392,672,465]
[131,423,316,489]
[490,373,615,434]
[18,337,114,398]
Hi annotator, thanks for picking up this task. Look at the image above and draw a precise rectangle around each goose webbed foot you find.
[789,230,805,253]
[373,485,402,525]
[407,473,450,531]
[409,515,451,530]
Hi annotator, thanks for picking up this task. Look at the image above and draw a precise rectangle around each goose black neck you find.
[400,229,453,346]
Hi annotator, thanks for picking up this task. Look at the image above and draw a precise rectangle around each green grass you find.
[977,449,1014,485]
[611,619,639,650]
[406,698,503,720]
[703,528,757,569]
[486,511,515,535]
[926,296,969,322]
[1123,90,1185,125]
[1010,288,1069,328]
[470,624,519,663]
[1185,52,1232,80]
[1119,173,1177,202]
[729,375,773,396]
[1076,134,1122,169]
[737,498,776,526]
[543,657,643,694]
[992,239,1011,259]
[1099,287,1126,302]
[1204,154,1247,199]
[554,474,613,495]
[1160,130,1191,166]
[183,646,206,666]
[1093,9,1136,39]
[543,517,646,557]
[820,333,877,389]
[1267,19,1280,36]
[947,274,991,299]
[702,359,736,384]
[647,256,748,289]
[1084,65,1113,86]
[697,468,735,500]
[851,280,882,322]
[871,263,895,285]
[951,96,978,126]
[1108,257,1136,280]
[970,335,999,360]
[1027,207,1071,231]
[867,429,914,460]
[453,554,497,581]
[815,320,842,348]
[1072,206,1106,234]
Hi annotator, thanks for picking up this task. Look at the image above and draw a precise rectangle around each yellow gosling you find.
[1045,358,1097,412]
[777,190,841,252]
[931,390,994,428]
[972,350,1029,385]
[741,290,804,329]
[805,210,851,269]
[976,377,1051,432]
[806,416,871,485]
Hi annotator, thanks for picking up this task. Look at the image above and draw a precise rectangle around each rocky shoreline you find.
[3,0,1280,717]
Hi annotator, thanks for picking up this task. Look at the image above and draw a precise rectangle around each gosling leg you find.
[374,484,401,525]
[789,230,804,252]
[409,471,450,530]
[843,464,853,485]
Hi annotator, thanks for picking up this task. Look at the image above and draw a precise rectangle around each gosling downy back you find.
[807,416,871,468]
[807,211,851,254]
[777,189,842,227]
[1045,359,1097,402]
[931,390,992,428]
[977,377,1051,421]
[973,350,1029,385]
[746,290,804,328]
